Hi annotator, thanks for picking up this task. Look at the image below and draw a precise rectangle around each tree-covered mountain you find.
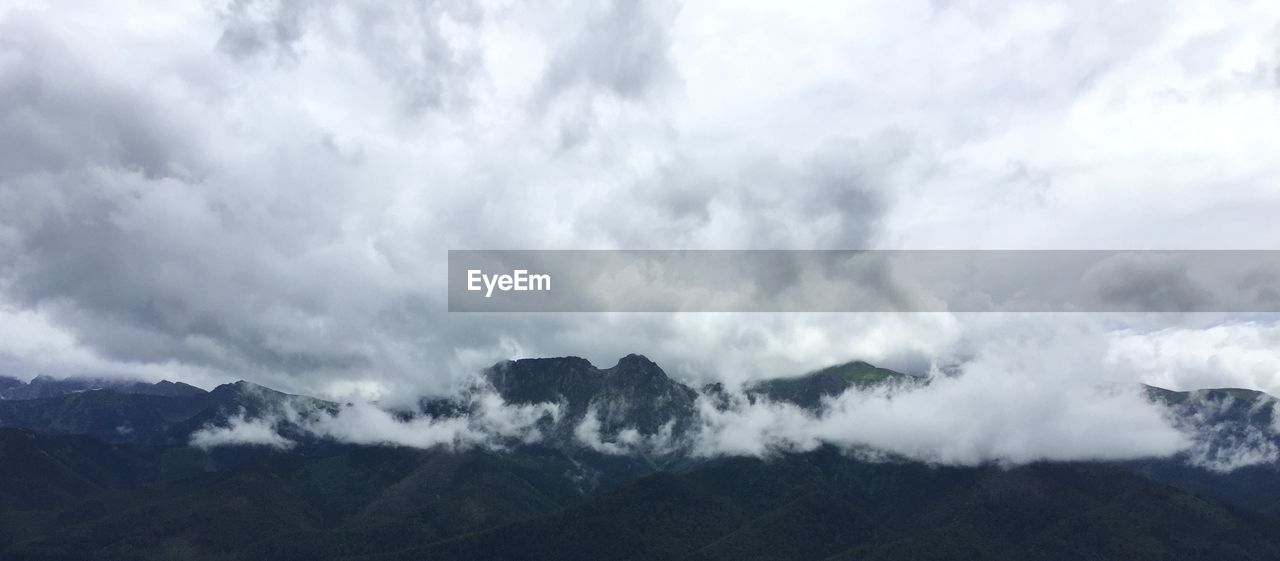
[4,429,1280,561]
[1,357,1279,560]
[383,450,1280,561]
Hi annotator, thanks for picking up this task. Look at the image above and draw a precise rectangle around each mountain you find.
[0,390,210,445]
[0,376,205,400]
[481,354,700,448]
[1131,385,1280,517]
[3,357,1280,560]
[0,379,336,446]
[1145,385,1279,436]
[747,360,917,408]
[166,380,340,442]
[0,376,24,394]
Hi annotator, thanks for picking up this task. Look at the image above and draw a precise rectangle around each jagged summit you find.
[478,355,699,445]
[479,355,919,420]
[487,354,663,376]
[613,353,657,367]
[607,354,670,380]
[484,355,684,397]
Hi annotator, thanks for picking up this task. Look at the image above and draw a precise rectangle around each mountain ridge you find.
[2,356,1280,560]
[4,358,1279,452]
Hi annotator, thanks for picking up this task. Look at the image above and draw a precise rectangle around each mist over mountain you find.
[5,355,1278,467]
[2,355,1280,560]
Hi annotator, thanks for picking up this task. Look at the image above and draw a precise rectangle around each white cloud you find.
[189,412,295,449]
[1148,389,1280,472]
[574,406,677,456]
[693,321,1193,464]
[1186,423,1280,473]
[304,391,560,450]
[1110,322,1280,397]
[0,0,1278,411]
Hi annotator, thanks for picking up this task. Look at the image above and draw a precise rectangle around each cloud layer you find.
[1,0,1279,407]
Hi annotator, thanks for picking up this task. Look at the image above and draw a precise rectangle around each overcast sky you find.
[2,0,1280,403]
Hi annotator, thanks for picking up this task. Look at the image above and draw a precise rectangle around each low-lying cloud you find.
[692,380,1189,465]
[189,386,563,451]
[307,393,561,450]
[190,411,296,450]
[574,406,678,456]
[186,352,1280,473]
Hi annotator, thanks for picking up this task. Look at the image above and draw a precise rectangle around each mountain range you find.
[1,356,1279,560]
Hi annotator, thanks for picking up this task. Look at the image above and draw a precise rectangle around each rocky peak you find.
[480,355,700,444]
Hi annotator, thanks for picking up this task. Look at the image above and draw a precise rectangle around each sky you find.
[2,0,1280,410]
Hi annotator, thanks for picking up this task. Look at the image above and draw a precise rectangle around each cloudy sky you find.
[2,0,1280,404]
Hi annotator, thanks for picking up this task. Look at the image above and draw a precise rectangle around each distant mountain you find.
[1145,385,1278,430]
[747,360,917,408]
[0,379,336,446]
[0,390,211,445]
[0,358,928,453]
[167,380,340,441]
[4,360,1277,468]
[0,375,205,400]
